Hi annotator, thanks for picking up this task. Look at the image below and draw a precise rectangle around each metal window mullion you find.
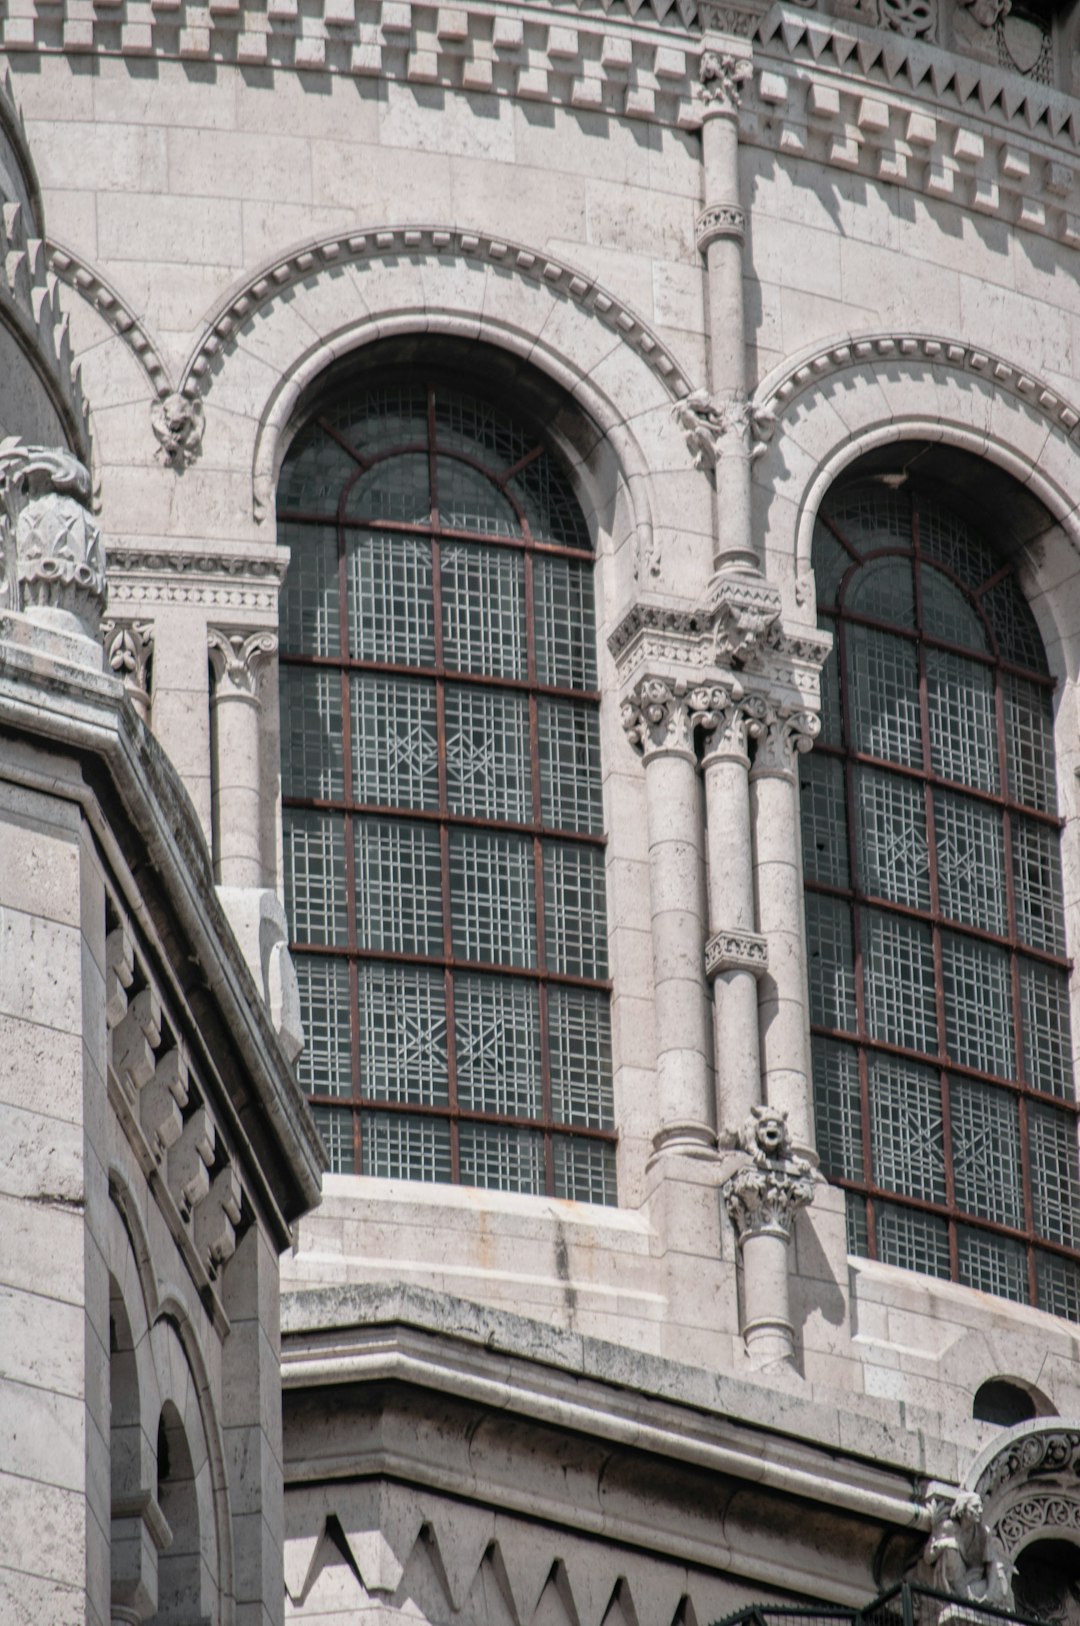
[336,511,365,1173]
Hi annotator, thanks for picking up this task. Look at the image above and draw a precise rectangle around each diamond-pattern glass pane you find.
[876,1202,950,1279]
[554,1137,617,1204]
[933,789,1006,934]
[806,894,856,1031]
[828,486,908,551]
[280,523,339,657]
[950,1078,1024,1229]
[544,842,608,979]
[325,384,427,458]
[458,1124,544,1193]
[535,558,597,690]
[812,1037,862,1182]
[313,1105,355,1173]
[856,767,928,908]
[921,565,988,651]
[1029,1102,1080,1247]
[1012,815,1065,954]
[549,987,613,1129]
[434,389,527,468]
[1037,1251,1080,1322]
[958,1227,1027,1302]
[538,699,603,835]
[348,532,435,665]
[283,811,348,946]
[361,1112,452,1181]
[927,649,998,793]
[445,686,531,822]
[870,1056,944,1202]
[355,817,443,956]
[450,831,536,968]
[845,627,922,767]
[1021,959,1073,1098]
[358,964,448,1105]
[295,955,351,1095]
[353,676,439,810]
[511,458,591,551]
[800,754,849,888]
[1004,675,1056,812]
[844,555,915,627]
[863,909,936,1053]
[454,974,541,1117]
[941,933,1013,1077]
[281,666,344,799]
[442,543,526,679]
[437,457,518,536]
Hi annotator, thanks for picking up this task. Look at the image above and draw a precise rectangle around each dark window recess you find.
[803,479,1080,1319]
[277,378,615,1202]
[972,1379,1038,1427]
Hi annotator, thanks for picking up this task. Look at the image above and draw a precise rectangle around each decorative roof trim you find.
[179,224,692,401]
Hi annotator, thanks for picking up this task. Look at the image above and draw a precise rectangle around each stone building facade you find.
[4,0,1080,1619]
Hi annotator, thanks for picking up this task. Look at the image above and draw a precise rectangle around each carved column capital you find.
[674,391,776,470]
[699,48,753,114]
[208,626,278,700]
[696,687,769,765]
[750,706,821,779]
[722,1103,815,1240]
[621,676,697,762]
[102,618,153,722]
[0,441,107,641]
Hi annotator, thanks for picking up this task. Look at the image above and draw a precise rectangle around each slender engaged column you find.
[723,1113,814,1368]
[697,689,769,1142]
[208,626,277,888]
[622,678,715,1160]
[750,706,820,1158]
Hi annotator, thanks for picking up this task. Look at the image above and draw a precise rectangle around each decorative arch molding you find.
[969,1423,1080,1562]
[48,239,174,401]
[179,223,692,404]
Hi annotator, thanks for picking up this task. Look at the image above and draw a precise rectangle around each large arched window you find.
[801,474,1080,1318]
[277,373,615,1202]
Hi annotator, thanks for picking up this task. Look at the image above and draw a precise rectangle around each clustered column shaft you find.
[207,626,278,889]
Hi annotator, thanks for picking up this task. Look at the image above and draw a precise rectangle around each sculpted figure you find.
[927,1492,1013,1607]
[738,1103,795,1167]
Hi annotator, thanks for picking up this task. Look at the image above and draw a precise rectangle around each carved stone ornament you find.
[621,672,747,760]
[752,707,821,776]
[696,204,748,251]
[151,392,205,466]
[722,1106,814,1240]
[207,626,279,699]
[958,0,1010,26]
[0,440,107,640]
[674,390,777,470]
[102,618,154,722]
[707,572,783,664]
[699,49,754,112]
[697,3,759,37]
[705,928,769,979]
[925,1492,1014,1610]
[694,686,770,761]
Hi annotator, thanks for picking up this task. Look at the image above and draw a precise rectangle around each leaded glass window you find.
[278,378,615,1201]
[802,479,1080,1317]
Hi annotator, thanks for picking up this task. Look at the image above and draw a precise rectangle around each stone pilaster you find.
[207,626,277,888]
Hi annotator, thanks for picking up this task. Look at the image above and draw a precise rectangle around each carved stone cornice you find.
[102,618,153,723]
[207,626,279,700]
[705,928,769,978]
[699,48,753,112]
[0,441,106,641]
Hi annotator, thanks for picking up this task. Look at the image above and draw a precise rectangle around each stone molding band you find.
[705,930,769,980]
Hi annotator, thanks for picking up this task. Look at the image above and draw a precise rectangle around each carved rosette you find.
[102,619,153,721]
[723,1159,815,1241]
[0,441,106,640]
[207,626,278,701]
[699,48,753,113]
[673,390,777,471]
[705,929,769,979]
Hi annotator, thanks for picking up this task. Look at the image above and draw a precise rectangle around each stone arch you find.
[154,1397,206,1626]
[965,1424,1080,1596]
[751,331,1080,686]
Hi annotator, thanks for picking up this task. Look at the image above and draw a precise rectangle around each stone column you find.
[622,677,715,1160]
[750,705,820,1158]
[207,626,277,888]
[722,1111,815,1368]
[696,687,770,1142]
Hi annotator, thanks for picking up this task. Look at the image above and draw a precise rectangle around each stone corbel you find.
[151,392,204,467]
[111,988,163,1100]
[102,618,153,723]
[140,1047,190,1163]
[106,924,135,1029]
[723,1155,815,1241]
[196,1163,243,1277]
[167,1106,215,1219]
[0,439,106,646]
[706,929,769,980]
[707,573,784,664]
[722,1106,815,1367]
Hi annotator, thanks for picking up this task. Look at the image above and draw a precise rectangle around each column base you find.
[647,1121,718,1169]
[742,1313,796,1369]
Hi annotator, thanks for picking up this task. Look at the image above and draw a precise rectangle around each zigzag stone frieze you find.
[178,225,692,400]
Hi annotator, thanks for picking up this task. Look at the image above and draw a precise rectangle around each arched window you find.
[277,373,615,1202]
[801,474,1080,1317]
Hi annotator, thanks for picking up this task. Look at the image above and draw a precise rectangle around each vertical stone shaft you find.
[700,43,758,576]
[702,741,761,1140]
[750,715,819,1158]
[645,745,714,1155]
[208,628,277,890]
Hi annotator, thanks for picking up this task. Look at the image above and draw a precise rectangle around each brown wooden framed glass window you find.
[801,478,1080,1318]
[277,377,616,1201]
